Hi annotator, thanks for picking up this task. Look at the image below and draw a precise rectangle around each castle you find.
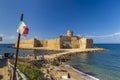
[17,30,93,49]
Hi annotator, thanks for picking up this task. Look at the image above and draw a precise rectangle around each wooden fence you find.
[8,59,28,80]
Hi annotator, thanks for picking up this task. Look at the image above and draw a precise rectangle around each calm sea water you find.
[0,44,45,56]
[66,44,120,80]
[0,44,120,80]
[0,44,15,55]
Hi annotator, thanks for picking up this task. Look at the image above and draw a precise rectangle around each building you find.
[0,36,2,41]
[16,30,93,49]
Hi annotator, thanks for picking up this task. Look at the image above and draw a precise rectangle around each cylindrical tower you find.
[67,30,73,37]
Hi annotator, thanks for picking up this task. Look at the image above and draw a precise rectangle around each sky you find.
[0,0,120,43]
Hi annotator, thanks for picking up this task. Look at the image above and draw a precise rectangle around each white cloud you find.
[7,36,17,40]
[0,34,3,36]
[86,32,120,38]
[1,32,120,44]
[0,34,17,43]
[0,33,33,43]
[85,32,120,43]
[113,32,120,36]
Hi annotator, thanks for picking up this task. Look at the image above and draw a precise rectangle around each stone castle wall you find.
[79,38,93,49]
[17,37,93,49]
[86,38,93,48]
[70,37,79,48]
[60,36,79,48]
[16,30,93,49]
[60,36,71,48]
[47,38,61,49]
[17,38,36,48]
[38,40,47,47]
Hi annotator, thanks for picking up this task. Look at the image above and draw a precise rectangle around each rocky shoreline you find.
[11,47,107,80]
[32,59,85,80]
[29,48,107,80]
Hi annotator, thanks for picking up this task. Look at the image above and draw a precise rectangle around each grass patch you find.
[10,60,43,80]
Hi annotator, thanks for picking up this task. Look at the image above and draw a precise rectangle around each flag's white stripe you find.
[17,21,26,34]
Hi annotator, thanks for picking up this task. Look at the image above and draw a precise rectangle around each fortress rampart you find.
[16,30,93,49]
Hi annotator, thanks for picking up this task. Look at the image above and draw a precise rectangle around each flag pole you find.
[12,14,24,80]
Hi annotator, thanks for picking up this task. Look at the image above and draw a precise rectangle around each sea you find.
[0,44,120,80]
[66,44,120,80]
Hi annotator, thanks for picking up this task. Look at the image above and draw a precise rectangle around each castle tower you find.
[67,30,73,37]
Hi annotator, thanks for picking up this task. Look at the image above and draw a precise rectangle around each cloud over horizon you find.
[0,33,33,44]
[86,32,120,43]
[0,34,17,43]
[1,32,120,44]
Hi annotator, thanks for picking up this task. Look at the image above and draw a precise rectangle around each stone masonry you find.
[16,30,93,49]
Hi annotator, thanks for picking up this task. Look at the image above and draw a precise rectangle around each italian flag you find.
[17,21,29,36]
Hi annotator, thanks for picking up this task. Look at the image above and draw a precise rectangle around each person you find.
[42,54,44,60]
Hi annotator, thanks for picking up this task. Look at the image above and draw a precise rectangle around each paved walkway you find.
[0,59,8,80]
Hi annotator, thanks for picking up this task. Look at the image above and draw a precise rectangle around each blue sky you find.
[0,0,120,43]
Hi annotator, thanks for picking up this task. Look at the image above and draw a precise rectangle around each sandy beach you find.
[64,65,100,80]
[39,61,100,80]
[40,62,85,80]
[60,65,85,80]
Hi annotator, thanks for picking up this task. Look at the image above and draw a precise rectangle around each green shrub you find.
[17,62,43,80]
